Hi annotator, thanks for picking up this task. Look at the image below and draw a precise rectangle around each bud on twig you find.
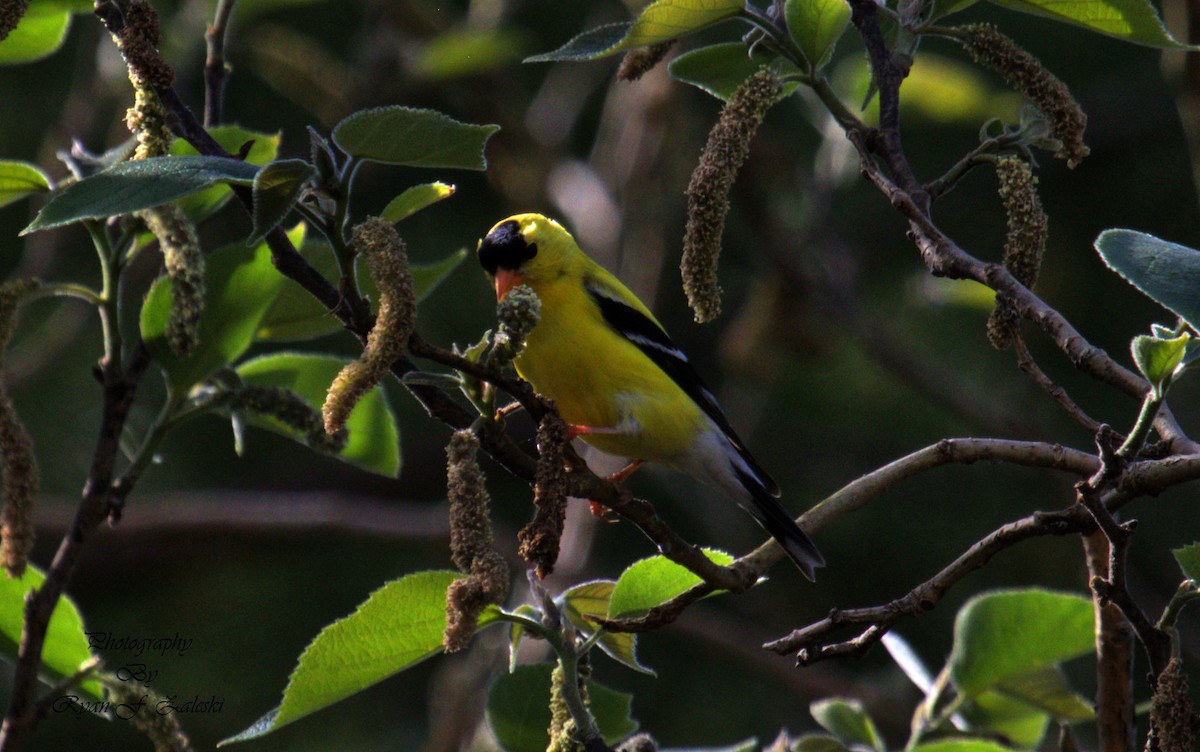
[683,68,781,322]
[0,279,38,578]
[323,218,415,437]
[986,155,1048,348]
[959,24,1088,168]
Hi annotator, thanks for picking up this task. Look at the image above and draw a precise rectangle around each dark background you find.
[2,0,1200,749]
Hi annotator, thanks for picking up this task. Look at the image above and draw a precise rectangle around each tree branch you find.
[203,0,238,127]
[763,506,1092,662]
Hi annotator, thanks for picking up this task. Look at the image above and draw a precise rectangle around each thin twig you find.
[203,0,238,126]
[764,507,1093,661]
[602,438,1098,633]
[1083,530,1135,752]
[1012,331,1102,434]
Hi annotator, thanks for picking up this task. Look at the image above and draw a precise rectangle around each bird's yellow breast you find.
[513,274,705,465]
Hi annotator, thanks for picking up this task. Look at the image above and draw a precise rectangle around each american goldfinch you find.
[477,214,824,580]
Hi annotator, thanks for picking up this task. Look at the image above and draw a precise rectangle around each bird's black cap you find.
[478,220,537,275]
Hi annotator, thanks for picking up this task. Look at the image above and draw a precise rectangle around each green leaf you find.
[607,549,733,619]
[995,667,1095,722]
[1096,229,1200,333]
[253,243,465,342]
[959,689,1050,749]
[793,736,852,752]
[1174,542,1200,581]
[331,106,499,170]
[23,156,260,234]
[928,0,981,22]
[986,0,1193,49]
[1131,332,1190,396]
[0,565,103,701]
[235,352,401,477]
[0,5,72,65]
[414,27,527,79]
[381,182,456,223]
[668,43,803,101]
[524,22,633,62]
[948,589,1094,697]
[527,0,744,62]
[809,698,884,752]
[250,159,314,243]
[170,126,281,222]
[220,571,500,745]
[485,664,637,751]
[785,0,851,69]
[560,580,655,676]
[140,228,293,394]
[910,741,1020,752]
[0,161,50,209]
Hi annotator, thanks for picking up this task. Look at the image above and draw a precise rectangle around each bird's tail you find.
[731,466,825,582]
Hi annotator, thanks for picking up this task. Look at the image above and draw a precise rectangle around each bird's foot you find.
[587,461,643,522]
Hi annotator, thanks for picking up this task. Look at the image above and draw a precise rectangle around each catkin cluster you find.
[986,155,1048,349]
[105,675,194,752]
[959,24,1088,168]
[143,206,204,356]
[617,41,674,82]
[231,386,347,454]
[490,284,541,369]
[548,661,590,752]
[518,408,569,578]
[0,279,38,578]
[323,218,415,437]
[682,68,781,323]
[0,1,29,44]
[443,430,509,652]
[1149,658,1195,752]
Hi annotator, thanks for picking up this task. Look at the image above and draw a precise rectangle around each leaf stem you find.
[29,282,103,307]
[1117,390,1164,459]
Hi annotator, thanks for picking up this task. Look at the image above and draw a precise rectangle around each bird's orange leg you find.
[588,460,645,521]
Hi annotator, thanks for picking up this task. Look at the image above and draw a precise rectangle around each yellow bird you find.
[477,213,824,580]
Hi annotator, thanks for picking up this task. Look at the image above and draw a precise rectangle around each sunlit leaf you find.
[235,352,401,477]
[170,126,281,222]
[948,589,1094,697]
[1130,331,1190,396]
[486,664,637,751]
[560,580,655,675]
[668,43,803,101]
[381,182,456,223]
[785,0,850,69]
[140,229,292,394]
[810,698,884,752]
[0,5,72,65]
[0,161,50,209]
[253,242,465,342]
[0,564,103,701]
[220,571,500,745]
[608,549,732,619]
[986,0,1191,49]
[1173,542,1200,581]
[527,0,744,62]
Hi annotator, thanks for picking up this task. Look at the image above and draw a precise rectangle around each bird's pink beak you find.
[494,269,522,301]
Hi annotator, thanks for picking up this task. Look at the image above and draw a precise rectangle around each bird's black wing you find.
[584,279,780,496]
